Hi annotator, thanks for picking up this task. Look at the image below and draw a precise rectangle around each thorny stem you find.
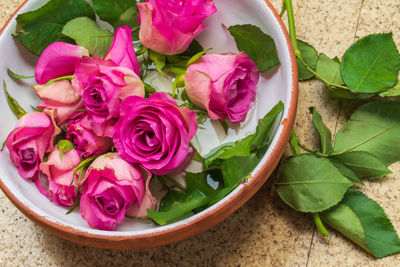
[284,0,301,59]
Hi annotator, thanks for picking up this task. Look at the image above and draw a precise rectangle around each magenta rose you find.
[184,52,259,123]
[34,146,81,207]
[33,80,83,125]
[72,57,145,137]
[66,114,113,157]
[137,0,217,55]
[80,153,147,230]
[6,113,59,179]
[113,92,198,175]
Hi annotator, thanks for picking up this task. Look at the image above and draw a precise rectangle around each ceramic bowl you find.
[0,0,298,249]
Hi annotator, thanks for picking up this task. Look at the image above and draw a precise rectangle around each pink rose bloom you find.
[80,153,147,230]
[66,114,113,157]
[72,57,145,137]
[184,53,259,123]
[35,42,88,85]
[6,112,59,179]
[34,147,81,207]
[33,80,83,125]
[104,26,140,76]
[113,92,198,175]
[137,0,217,55]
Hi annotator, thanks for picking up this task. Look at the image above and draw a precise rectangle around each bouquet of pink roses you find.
[3,0,282,230]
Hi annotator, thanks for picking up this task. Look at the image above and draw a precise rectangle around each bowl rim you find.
[0,0,298,249]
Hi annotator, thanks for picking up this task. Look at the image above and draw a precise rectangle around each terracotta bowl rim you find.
[0,0,298,249]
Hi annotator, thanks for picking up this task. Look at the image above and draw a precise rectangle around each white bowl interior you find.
[0,0,294,237]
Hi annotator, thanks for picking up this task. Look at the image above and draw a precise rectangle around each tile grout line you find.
[307,2,366,266]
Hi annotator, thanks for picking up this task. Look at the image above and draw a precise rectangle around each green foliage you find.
[228,24,280,72]
[92,0,137,29]
[3,81,27,119]
[14,0,95,55]
[309,107,332,154]
[7,69,34,80]
[341,33,400,94]
[276,154,353,212]
[321,188,400,258]
[62,17,114,58]
[316,54,344,85]
[297,40,318,81]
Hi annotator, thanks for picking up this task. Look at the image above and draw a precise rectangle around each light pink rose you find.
[33,80,83,125]
[80,153,150,230]
[6,113,59,179]
[34,147,81,207]
[113,92,198,175]
[66,114,113,157]
[184,52,259,123]
[72,57,145,137]
[104,26,140,76]
[35,42,88,85]
[137,0,217,55]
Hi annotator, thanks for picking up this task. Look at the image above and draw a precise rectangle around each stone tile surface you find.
[1,0,400,266]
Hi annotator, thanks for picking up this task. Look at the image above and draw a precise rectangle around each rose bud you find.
[184,52,259,123]
[137,0,217,55]
[35,42,88,85]
[6,112,59,179]
[66,114,113,157]
[113,92,198,175]
[79,153,148,231]
[35,145,81,207]
[104,26,140,76]
[72,57,145,137]
[33,80,83,125]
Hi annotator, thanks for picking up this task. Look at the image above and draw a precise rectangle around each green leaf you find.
[62,17,114,58]
[7,69,34,80]
[276,154,353,212]
[329,87,375,100]
[14,0,95,56]
[316,53,345,85]
[297,40,318,81]
[115,6,139,40]
[341,33,400,93]
[186,172,216,197]
[149,50,167,76]
[204,101,283,167]
[333,151,391,179]
[93,0,136,28]
[321,188,400,258]
[57,139,74,161]
[3,81,27,119]
[180,40,204,57]
[187,49,210,66]
[379,81,400,97]
[144,82,156,97]
[329,159,363,185]
[309,107,332,154]
[333,101,400,165]
[228,24,280,72]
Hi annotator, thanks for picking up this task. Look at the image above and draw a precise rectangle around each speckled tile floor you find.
[0,0,399,266]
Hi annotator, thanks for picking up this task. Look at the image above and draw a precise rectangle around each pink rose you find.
[137,0,217,55]
[113,92,198,175]
[104,26,140,76]
[33,80,83,125]
[35,42,88,85]
[72,57,145,137]
[6,113,59,179]
[184,53,259,123]
[80,153,147,230]
[66,114,113,157]
[34,147,81,207]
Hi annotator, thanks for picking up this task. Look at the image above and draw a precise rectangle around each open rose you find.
[6,113,58,179]
[137,0,217,55]
[66,114,113,157]
[34,146,81,207]
[72,57,145,137]
[80,153,149,230]
[113,92,198,175]
[33,80,83,125]
[184,52,259,123]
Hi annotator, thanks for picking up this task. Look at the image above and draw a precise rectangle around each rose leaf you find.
[309,107,333,155]
[93,0,136,28]
[14,0,95,56]
[321,188,400,258]
[315,53,345,85]
[62,17,114,58]
[297,40,319,81]
[341,33,400,93]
